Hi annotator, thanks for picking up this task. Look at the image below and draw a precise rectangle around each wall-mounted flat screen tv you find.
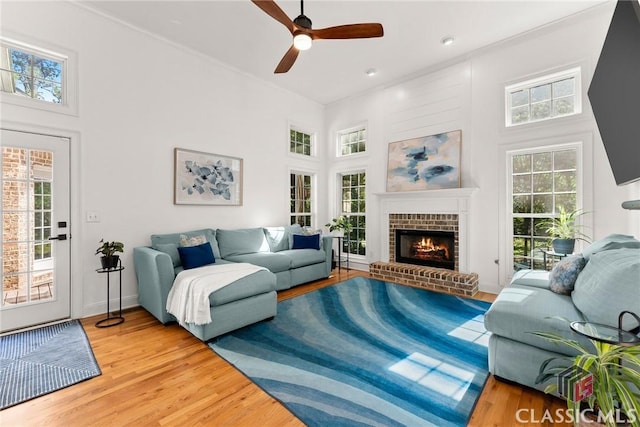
[588,0,640,186]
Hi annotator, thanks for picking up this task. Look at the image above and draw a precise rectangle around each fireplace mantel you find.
[375,187,477,273]
[373,187,478,200]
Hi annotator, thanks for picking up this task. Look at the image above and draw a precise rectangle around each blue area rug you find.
[0,320,101,409]
[210,277,491,426]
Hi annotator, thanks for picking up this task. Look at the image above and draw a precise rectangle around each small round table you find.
[95,264,125,328]
[570,321,640,347]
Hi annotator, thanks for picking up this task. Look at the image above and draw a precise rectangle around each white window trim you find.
[0,35,78,116]
[287,123,317,159]
[336,168,367,260]
[505,66,582,128]
[336,123,367,158]
[498,134,594,287]
[288,167,318,229]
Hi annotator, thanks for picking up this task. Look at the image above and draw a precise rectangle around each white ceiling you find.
[79,0,609,105]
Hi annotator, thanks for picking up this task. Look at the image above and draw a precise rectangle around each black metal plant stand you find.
[95,260,125,328]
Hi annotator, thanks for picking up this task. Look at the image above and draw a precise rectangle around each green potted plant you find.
[539,207,591,254]
[533,324,640,427]
[95,239,124,269]
[325,216,353,237]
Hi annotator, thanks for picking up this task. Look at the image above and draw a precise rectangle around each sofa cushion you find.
[484,284,588,356]
[217,228,270,257]
[177,242,215,270]
[279,248,327,268]
[208,269,276,306]
[292,233,321,250]
[223,252,291,273]
[572,247,640,329]
[154,243,181,268]
[151,229,221,260]
[510,269,551,289]
[548,255,586,295]
[264,224,303,252]
[581,234,640,260]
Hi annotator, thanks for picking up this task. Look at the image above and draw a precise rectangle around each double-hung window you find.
[509,145,580,271]
[290,172,313,227]
[339,171,366,256]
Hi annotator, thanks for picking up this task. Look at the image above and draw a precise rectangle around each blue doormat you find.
[0,320,101,409]
[211,277,491,426]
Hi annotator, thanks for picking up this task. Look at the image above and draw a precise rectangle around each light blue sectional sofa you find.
[133,225,333,341]
[484,234,640,391]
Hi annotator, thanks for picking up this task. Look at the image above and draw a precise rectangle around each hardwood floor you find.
[1,270,570,426]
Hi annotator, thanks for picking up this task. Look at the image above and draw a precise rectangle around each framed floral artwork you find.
[174,148,243,205]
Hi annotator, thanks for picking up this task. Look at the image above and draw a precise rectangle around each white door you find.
[1,129,71,332]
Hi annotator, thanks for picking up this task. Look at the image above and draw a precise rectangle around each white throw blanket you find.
[166,263,267,326]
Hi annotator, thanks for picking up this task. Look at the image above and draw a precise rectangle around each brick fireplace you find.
[370,189,479,296]
[389,213,459,270]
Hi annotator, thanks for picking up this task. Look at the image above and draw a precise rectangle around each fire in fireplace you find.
[395,229,455,270]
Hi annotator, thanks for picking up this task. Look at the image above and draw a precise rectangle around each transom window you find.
[290,172,313,227]
[338,127,366,156]
[510,146,579,271]
[0,44,64,104]
[289,128,313,156]
[505,67,581,127]
[340,172,366,256]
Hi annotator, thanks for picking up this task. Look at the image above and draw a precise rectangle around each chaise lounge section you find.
[133,225,333,341]
[484,234,640,391]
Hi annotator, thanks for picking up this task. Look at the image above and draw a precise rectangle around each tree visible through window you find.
[340,172,366,256]
[290,173,312,227]
[506,68,580,127]
[290,129,312,156]
[0,44,64,104]
[511,147,578,271]
[338,128,366,156]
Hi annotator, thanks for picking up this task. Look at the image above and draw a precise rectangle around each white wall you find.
[1,1,325,317]
[325,3,640,294]
[3,1,639,318]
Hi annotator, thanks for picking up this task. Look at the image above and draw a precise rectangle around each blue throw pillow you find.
[177,242,215,269]
[548,254,586,295]
[291,234,321,250]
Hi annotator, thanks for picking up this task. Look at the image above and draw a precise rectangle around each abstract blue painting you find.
[386,130,461,192]
[174,148,243,205]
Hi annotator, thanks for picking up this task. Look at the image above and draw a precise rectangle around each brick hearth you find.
[369,262,478,296]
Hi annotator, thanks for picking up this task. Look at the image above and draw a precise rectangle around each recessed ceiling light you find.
[441,36,454,46]
[365,68,377,77]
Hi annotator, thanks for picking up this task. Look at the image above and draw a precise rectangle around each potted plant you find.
[533,322,640,427]
[539,207,590,254]
[325,216,353,237]
[95,239,124,269]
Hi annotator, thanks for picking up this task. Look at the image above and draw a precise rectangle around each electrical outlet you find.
[86,211,100,223]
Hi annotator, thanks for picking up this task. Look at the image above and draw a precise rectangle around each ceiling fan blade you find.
[251,0,296,34]
[274,45,300,73]
[311,23,384,40]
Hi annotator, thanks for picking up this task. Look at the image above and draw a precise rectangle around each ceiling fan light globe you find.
[293,33,312,51]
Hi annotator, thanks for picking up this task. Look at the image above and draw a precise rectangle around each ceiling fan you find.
[251,0,384,73]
